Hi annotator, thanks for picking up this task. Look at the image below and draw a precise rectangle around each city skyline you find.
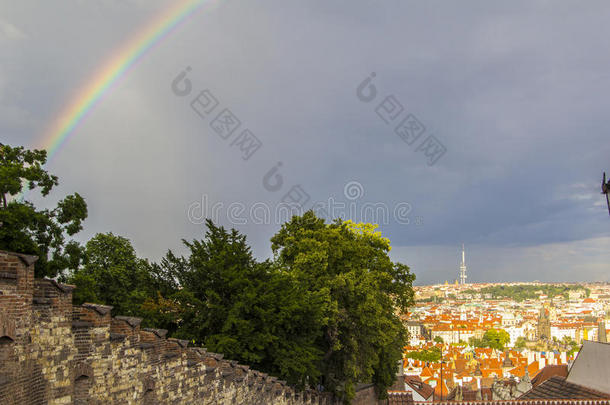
[3,1,610,403]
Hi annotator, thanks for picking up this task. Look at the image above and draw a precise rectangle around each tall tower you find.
[598,321,607,343]
[459,243,467,285]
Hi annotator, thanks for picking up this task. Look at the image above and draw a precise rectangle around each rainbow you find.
[38,0,211,162]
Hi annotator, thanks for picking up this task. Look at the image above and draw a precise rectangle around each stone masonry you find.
[0,251,334,405]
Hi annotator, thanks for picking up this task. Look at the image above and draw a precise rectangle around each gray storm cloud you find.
[1,0,609,284]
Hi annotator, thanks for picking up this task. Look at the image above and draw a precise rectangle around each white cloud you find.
[0,20,25,40]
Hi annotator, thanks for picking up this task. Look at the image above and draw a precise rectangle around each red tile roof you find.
[520,376,610,399]
[481,368,503,378]
[531,365,569,387]
[528,361,541,378]
[420,366,434,377]
[404,375,433,400]
[509,365,527,378]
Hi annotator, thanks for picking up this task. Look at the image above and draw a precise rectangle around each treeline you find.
[0,145,416,404]
[463,284,589,302]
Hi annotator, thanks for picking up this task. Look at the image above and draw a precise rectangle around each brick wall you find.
[0,251,337,405]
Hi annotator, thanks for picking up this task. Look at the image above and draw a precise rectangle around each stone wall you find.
[351,384,381,405]
[0,251,334,405]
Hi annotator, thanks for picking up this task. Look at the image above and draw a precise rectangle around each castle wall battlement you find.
[0,251,333,405]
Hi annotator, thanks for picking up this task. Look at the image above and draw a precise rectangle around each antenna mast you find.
[459,243,467,285]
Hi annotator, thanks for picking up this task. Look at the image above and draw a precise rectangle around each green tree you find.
[146,220,328,389]
[568,339,579,356]
[68,233,151,316]
[559,336,580,355]
[470,284,588,302]
[270,212,415,402]
[468,337,483,347]
[515,336,527,350]
[561,335,574,346]
[434,336,444,344]
[468,337,482,347]
[0,144,87,277]
[482,328,511,350]
[405,346,441,362]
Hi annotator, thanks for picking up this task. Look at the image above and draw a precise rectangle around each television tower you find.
[459,243,467,285]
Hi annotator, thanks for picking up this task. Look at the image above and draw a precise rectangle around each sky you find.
[1,0,609,284]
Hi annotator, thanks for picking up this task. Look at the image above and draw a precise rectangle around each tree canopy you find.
[463,284,589,302]
[69,233,152,316]
[483,328,511,350]
[139,220,328,387]
[270,212,415,401]
[515,336,527,350]
[0,144,87,277]
[470,328,511,350]
[405,346,441,362]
